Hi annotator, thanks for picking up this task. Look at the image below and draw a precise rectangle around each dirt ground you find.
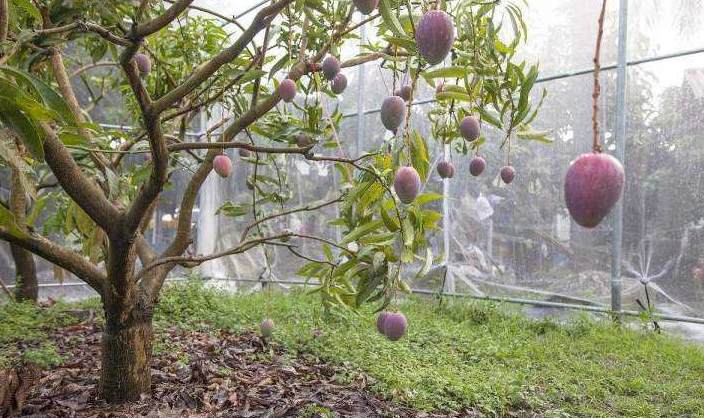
[2,312,478,417]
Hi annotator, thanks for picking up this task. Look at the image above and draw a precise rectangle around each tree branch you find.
[39,122,121,235]
[0,229,106,295]
[132,0,195,39]
[240,197,342,241]
[151,0,294,114]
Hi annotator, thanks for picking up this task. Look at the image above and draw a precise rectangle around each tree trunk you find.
[10,243,37,302]
[99,307,153,403]
[9,164,37,302]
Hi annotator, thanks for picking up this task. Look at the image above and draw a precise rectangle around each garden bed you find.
[2,282,704,417]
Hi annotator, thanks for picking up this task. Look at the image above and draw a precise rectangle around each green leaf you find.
[0,204,27,238]
[414,192,442,207]
[436,91,472,102]
[409,131,429,182]
[12,0,41,20]
[422,66,468,80]
[402,218,414,247]
[0,66,76,126]
[379,0,405,38]
[517,127,554,143]
[380,205,400,232]
[216,202,252,217]
[415,247,433,279]
[0,100,44,161]
[341,219,384,245]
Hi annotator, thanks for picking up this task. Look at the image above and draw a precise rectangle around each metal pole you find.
[611,0,629,321]
[355,22,366,156]
[442,143,454,293]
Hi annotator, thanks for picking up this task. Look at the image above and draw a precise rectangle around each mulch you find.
[2,311,480,418]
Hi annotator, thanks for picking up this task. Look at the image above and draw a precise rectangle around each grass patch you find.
[155,282,704,417]
[0,301,79,368]
[2,281,704,417]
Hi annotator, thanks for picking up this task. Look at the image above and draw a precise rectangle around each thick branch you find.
[151,0,294,114]
[120,47,169,237]
[0,229,106,294]
[0,0,8,43]
[39,122,121,235]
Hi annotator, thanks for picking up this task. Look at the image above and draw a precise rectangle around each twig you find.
[592,0,607,153]
[0,276,16,302]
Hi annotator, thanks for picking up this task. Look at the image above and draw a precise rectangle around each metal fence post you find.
[442,143,454,293]
[611,0,629,322]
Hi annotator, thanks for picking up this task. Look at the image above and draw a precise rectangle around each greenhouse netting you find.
[2,0,704,336]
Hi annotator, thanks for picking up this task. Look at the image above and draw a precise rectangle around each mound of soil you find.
[6,313,476,417]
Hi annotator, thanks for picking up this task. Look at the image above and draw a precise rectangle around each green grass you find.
[155,282,704,417]
[0,300,80,368]
[3,281,704,417]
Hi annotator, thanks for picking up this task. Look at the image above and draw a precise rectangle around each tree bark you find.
[9,166,37,302]
[99,305,153,403]
[10,244,37,302]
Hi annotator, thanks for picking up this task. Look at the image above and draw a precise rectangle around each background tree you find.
[0,0,544,403]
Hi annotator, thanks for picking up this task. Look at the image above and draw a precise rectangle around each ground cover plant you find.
[3,282,704,417]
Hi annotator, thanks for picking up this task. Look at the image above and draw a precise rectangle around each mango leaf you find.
[436,91,472,102]
[0,100,44,160]
[379,0,405,38]
[409,131,429,182]
[414,192,442,207]
[0,204,27,238]
[517,127,554,143]
[422,66,468,80]
[341,219,383,245]
[0,66,76,125]
[217,202,252,217]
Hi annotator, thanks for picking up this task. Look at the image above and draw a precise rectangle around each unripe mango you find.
[380,96,406,131]
[278,78,297,103]
[469,156,486,177]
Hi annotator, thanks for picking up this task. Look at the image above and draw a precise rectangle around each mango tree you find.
[0,0,545,403]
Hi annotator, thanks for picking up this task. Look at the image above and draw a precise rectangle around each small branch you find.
[34,21,132,46]
[132,0,195,39]
[168,141,312,153]
[38,122,121,235]
[240,197,343,241]
[151,0,295,114]
[592,0,607,153]
[163,0,246,31]
[0,275,15,302]
[69,61,119,78]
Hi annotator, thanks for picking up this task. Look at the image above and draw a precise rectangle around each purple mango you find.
[415,10,455,65]
[353,0,379,15]
[460,116,480,142]
[278,78,297,103]
[500,165,516,184]
[383,312,407,341]
[394,166,421,204]
[437,161,455,179]
[321,56,340,81]
[331,73,348,94]
[380,96,406,131]
[469,156,486,177]
[564,153,625,228]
